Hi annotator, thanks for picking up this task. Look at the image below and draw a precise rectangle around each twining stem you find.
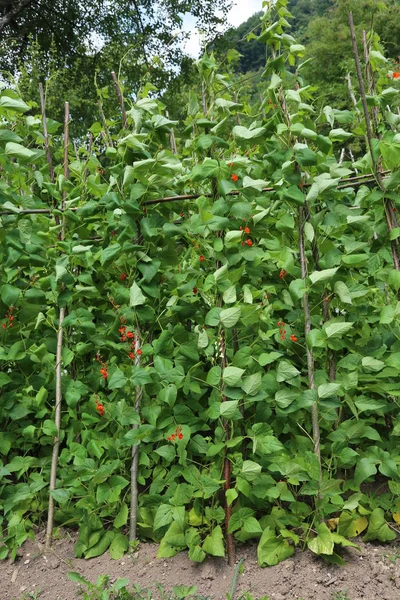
[130,326,142,542]
[111,71,128,129]
[298,207,321,477]
[46,102,69,549]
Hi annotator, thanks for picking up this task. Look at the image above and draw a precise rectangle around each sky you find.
[181,0,264,57]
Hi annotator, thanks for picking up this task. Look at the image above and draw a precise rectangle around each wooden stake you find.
[298,206,321,479]
[220,331,235,566]
[46,102,69,549]
[129,327,142,542]
[111,71,128,129]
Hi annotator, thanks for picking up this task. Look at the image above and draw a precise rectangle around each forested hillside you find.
[212,0,400,106]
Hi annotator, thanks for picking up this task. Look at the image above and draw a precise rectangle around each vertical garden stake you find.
[111,71,128,129]
[298,206,322,481]
[46,102,69,549]
[129,327,142,542]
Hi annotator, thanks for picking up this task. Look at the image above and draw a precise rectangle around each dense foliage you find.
[1,0,400,568]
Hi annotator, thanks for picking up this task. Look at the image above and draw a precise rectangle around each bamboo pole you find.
[39,82,55,183]
[111,71,128,129]
[298,206,321,481]
[46,102,69,549]
[129,327,142,542]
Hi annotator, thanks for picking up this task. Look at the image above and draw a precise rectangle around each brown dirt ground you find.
[2,531,400,600]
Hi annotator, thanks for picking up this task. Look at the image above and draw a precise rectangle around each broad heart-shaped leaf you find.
[108,368,127,390]
[220,307,241,327]
[130,282,146,306]
[361,357,385,373]
[329,128,353,141]
[220,400,239,419]
[0,283,20,306]
[334,281,352,304]
[318,383,341,399]
[223,366,245,387]
[0,95,30,113]
[257,527,294,567]
[363,508,397,542]
[241,372,262,395]
[232,125,266,141]
[354,457,377,486]
[5,142,36,160]
[323,321,354,339]
[157,522,186,558]
[109,533,129,560]
[276,361,300,382]
[307,523,334,556]
[190,158,219,182]
[309,268,338,285]
[202,526,225,557]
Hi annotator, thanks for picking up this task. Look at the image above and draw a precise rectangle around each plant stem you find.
[46,101,69,549]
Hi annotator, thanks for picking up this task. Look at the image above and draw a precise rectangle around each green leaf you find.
[323,322,354,339]
[0,96,30,113]
[362,357,385,373]
[50,488,70,504]
[364,508,397,542]
[220,307,241,327]
[0,284,20,306]
[5,142,36,161]
[257,527,294,567]
[232,125,266,141]
[276,361,300,382]
[85,531,114,559]
[334,281,352,304]
[223,367,245,386]
[307,523,334,556]
[241,460,262,481]
[329,128,352,142]
[354,457,377,486]
[242,372,262,395]
[202,526,225,557]
[220,400,239,419]
[130,282,146,307]
[309,268,338,285]
[318,383,341,399]
[108,368,127,390]
[258,352,282,366]
[109,534,129,560]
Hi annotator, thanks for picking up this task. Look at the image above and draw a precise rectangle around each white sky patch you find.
[181,0,264,57]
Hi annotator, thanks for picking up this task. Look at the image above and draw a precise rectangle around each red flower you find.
[246,239,253,247]
[279,269,287,279]
[129,352,135,359]
[231,174,239,182]
[199,255,205,262]
[137,349,142,356]
[121,335,126,342]
[96,403,104,416]
[290,335,298,342]
[120,273,127,280]
[393,72,400,79]
[193,287,198,294]
[244,226,250,234]
[119,326,126,334]
[180,212,185,217]
[178,433,183,440]
[1,323,6,329]
[127,331,134,339]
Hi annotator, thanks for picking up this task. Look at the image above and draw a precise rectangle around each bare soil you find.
[2,531,400,600]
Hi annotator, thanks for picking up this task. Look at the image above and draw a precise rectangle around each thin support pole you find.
[298,207,321,481]
[46,101,69,550]
[111,71,128,129]
[130,327,142,542]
